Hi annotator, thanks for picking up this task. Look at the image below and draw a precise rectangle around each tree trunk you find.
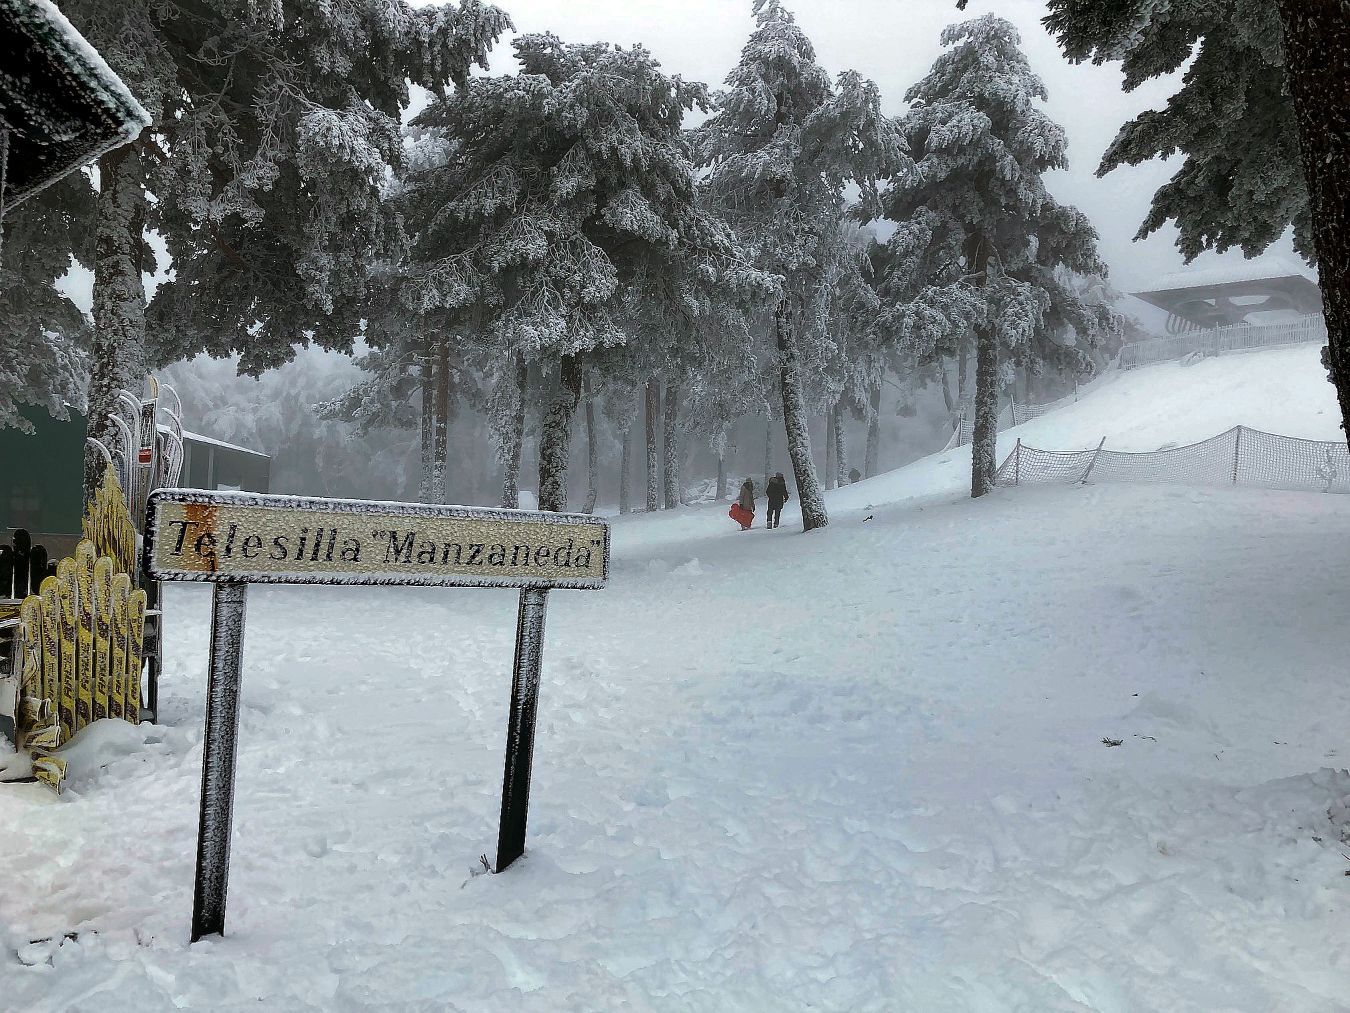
[662,381,680,509]
[1276,1,1350,447]
[957,337,970,400]
[971,238,999,499]
[824,409,836,490]
[763,417,772,487]
[940,359,955,416]
[832,399,849,486]
[716,449,727,501]
[583,376,599,515]
[776,300,828,530]
[501,354,527,509]
[419,348,436,503]
[971,322,999,498]
[865,375,881,478]
[85,143,148,501]
[538,355,582,512]
[427,338,451,503]
[645,379,660,512]
[619,423,634,514]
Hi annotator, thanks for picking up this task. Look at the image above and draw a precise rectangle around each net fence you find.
[996,426,1350,495]
[945,367,1122,450]
[1119,314,1326,369]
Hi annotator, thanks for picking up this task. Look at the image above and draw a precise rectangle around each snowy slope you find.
[827,343,1343,517]
[2,345,1348,1011]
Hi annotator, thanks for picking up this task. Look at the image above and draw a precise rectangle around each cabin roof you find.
[0,0,149,209]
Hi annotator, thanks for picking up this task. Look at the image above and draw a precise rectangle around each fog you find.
[473,0,1305,295]
[73,0,1312,504]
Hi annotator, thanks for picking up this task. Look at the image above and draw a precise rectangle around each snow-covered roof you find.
[0,0,150,209]
[174,428,271,459]
[1136,257,1316,294]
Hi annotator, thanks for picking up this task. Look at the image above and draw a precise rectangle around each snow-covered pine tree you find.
[698,0,907,530]
[619,423,635,513]
[487,354,529,509]
[596,366,641,514]
[582,372,600,515]
[864,368,882,478]
[0,175,92,431]
[880,15,1107,497]
[645,380,661,512]
[313,338,441,494]
[63,0,510,497]
[662,382,681,509]
[818,224,885,488]
[407,35,744,512]
[1039,0,1350,446]
[1025,268,1123,391]
[679,306,770,503]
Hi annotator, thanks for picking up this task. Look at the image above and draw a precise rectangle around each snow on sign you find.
[147,490,608,588]
[144,489,609,943]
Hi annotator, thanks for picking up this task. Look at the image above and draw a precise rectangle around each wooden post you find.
[1081,437,1107,484]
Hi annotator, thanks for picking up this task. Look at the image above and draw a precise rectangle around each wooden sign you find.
[144,489,609,942]
[147,490,608,589]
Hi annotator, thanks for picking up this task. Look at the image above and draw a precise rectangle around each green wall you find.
[0,407,87,536]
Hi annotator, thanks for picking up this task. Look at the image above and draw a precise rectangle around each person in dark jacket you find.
[765,472,789,528]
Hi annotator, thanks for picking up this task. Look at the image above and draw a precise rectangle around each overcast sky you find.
[473,0,1306,308]
[64,0,1302,327]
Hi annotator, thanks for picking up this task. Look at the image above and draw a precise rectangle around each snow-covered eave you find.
[1133,257,1319,297]
[0,0,151,211]
[160,426,271,460]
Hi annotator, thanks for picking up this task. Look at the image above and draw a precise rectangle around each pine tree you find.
[582,372,600,515]
[488,354,529,509]
[0,176,93,431]
[880,15,1108,497]
[597,367,641,514]
[406,34,745,512]
[63,0,510,496]
[619,422,635,513]
[662,381,681,508]
[1039,0,1350,446]
[698,0,907,530]
[645,380,661,512]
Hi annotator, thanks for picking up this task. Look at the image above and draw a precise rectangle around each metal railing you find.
[1119,314,1327,370]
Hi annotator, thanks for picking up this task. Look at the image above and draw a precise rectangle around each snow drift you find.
[1,344,1347,1011]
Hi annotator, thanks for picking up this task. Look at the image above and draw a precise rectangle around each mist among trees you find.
[8,0,1345,520]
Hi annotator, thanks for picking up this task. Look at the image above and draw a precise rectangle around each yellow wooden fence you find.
[12,469,147,792]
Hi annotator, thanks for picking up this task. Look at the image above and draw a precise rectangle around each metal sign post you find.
[192,580,247,941]
[496,587,548,872]
[145,490,609,942]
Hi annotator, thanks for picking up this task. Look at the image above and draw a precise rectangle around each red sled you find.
[728,503,753,528]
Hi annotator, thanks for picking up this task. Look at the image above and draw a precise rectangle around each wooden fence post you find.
[1081,437,1107,484]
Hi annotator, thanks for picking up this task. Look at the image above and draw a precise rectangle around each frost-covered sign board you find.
[147,491,608,588]
[145,490,608,943]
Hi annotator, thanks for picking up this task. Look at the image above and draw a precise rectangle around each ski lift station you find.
[1131,257,1324,332]
[1,409,270,556]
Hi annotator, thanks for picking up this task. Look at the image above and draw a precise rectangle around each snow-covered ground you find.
[3,345,1348,1011]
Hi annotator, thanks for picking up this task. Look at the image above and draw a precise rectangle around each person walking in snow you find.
[730,478,756,530]
[765,472,789,529]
